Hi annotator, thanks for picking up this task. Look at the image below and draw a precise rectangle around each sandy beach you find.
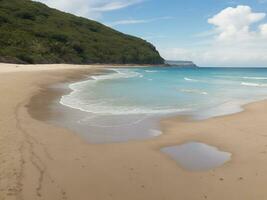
[1,63,267,200]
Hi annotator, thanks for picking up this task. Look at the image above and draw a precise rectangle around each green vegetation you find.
[0,0,164,64]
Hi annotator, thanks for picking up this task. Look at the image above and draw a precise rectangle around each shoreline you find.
[27,66,110,122]
[28,68,165,143]
[1,63,267,199]
[32,66,267,144]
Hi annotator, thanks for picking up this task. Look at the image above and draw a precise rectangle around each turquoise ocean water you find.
[59,67,267,143]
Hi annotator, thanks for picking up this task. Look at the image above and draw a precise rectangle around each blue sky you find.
[36,0,267,67]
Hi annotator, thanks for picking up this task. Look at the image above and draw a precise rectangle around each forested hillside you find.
[0,0,164,64]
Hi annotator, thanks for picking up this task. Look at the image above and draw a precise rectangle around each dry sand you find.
[1,63,267,200]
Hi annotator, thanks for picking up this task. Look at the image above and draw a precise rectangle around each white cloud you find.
[208,5,265,41]
[108,19,151,26]
[90,0,143,12]
[107,17,172,27]
[259,23,267,37]
[34,0,143,19]
[161,5,267,67]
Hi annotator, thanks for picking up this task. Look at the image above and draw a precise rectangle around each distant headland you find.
[165,60,198,68]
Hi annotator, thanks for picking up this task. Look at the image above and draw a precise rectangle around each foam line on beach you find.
[180,89,208,95]
[60,68,192,115]
[184,77,199,82]
[241,82,267,87]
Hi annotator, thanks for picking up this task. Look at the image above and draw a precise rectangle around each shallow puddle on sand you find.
[161,142,231,171]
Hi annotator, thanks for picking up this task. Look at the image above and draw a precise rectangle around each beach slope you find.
[1,63,267,200]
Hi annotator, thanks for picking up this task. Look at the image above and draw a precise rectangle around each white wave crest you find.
[145,70,158,73]
[60,96,190,115]
[60,68,192,115]
[216,75,267,80]
[184,77,199,82]
[67,69,141,92]
[242,76,267,80]
[90,68,140,81]
[180,89,208,95]
[241,82,267,87]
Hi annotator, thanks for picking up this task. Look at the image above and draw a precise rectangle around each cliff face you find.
[0,0,164,64]
[165,60,198,67]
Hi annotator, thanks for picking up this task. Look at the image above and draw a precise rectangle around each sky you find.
[35,0,267,67]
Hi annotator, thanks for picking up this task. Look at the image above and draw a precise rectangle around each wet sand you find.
[1,63,267,200]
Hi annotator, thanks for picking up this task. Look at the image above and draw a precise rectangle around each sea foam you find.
[61,67,267,119]
[180,89,208,95]
[184,77,199,82]
[60,68,190,115]
[241,82,267,87]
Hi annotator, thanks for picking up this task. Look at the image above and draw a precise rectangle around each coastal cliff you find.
[0,0,164,65]
[165,60,198,68]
